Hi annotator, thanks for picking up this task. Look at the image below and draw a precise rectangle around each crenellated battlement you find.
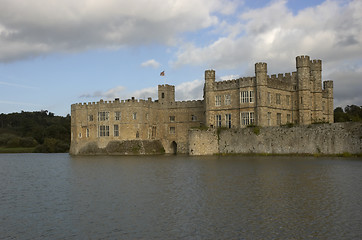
[310,59,322,71]
[71,97,157,110]
[158,84,174,88]
[267,73,295,91]
[296,55,310,68]
[267,72,297,83]
[214,76,256,90]
[71,95,205,111]
[255,62,267,72]
[239,77,255,87]
[174,100,204,108]
[205,69,216,79]
[215,79,239,90]
[323,80,333,89]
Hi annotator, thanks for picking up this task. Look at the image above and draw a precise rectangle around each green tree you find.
[334,105,362,122]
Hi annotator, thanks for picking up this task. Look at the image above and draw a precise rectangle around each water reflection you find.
[0,154,362,239]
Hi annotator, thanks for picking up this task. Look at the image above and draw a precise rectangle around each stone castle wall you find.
[189,123,362,155]
[71,55,336,155]
[204,55,333,128]
[70,85,205,155]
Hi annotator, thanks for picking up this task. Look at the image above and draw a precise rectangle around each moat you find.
[1,154,362,239]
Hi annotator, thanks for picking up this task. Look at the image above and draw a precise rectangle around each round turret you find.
[205,70,215,80]
[323,80,333,89]
[296,55,310,68]
[255,62,267,73]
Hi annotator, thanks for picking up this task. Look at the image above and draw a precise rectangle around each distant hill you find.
[0,110,70,153]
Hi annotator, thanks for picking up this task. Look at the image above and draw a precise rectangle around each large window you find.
[88,115,93,121]
[225,114,231,128]
[98,112,109,121]
[249,91,254,103]
[224,94,231,105]
[99,125,109,137]
[240,90,254,103]
[170,127,175,134]
[170,116,175,122]
[114,125,119,137]
[240,91,249,103]
[241,112,254,126]
[215,96,221,106]
[216,115,222,127]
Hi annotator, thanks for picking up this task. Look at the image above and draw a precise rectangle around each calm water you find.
[1,154,362,239]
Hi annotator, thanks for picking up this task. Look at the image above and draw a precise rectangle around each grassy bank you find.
[215,152,362,158]
[0,147,36,153]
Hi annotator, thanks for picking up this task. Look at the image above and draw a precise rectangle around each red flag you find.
[160,71,165,76]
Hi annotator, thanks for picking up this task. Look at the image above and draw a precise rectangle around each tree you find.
[334,105,362,122]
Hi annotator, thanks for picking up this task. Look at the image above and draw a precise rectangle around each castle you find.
[70,55,334,155]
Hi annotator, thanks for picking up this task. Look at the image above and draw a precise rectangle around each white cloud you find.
[175,79,204,100]
[173,0,362,72]
[171,0,362,106]
[79,79,204,102]
[80,86,125,99]
[0,0,240,62]
[132,79,204,101]
[132,86,158,100]
[141,59,161,68]
[219,74,240,81]
[328,68,362,108]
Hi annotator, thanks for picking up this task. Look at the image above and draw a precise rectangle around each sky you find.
[0,0,361,116]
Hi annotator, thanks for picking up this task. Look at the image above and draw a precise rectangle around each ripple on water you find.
[1,154,362,239]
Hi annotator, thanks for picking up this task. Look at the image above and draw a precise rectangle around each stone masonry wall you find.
[188,129,219,155]
[189,123,362,155]
[73,140,165,155]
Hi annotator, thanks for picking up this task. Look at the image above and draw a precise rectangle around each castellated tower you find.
[204,69,215,91]
[158,84,175,106]
[310,59,323,122]
[204,70,215,127]
[296,55,311,125]
[255,62,268,126]
[323,81,334,123]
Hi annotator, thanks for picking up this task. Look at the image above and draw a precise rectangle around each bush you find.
[19,137,38,147]
[247,125,261,135]
[6,137,21,148]
[283,123,295,128]
[34,138,69,153]
[0,134,17,146]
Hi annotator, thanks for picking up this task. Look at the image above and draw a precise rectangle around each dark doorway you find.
[171,141,177,154]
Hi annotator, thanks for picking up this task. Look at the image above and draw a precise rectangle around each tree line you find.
[0,110,70,153]
[334,105,362,123]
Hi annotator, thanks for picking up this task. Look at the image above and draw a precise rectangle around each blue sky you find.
[1,0,361,116]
